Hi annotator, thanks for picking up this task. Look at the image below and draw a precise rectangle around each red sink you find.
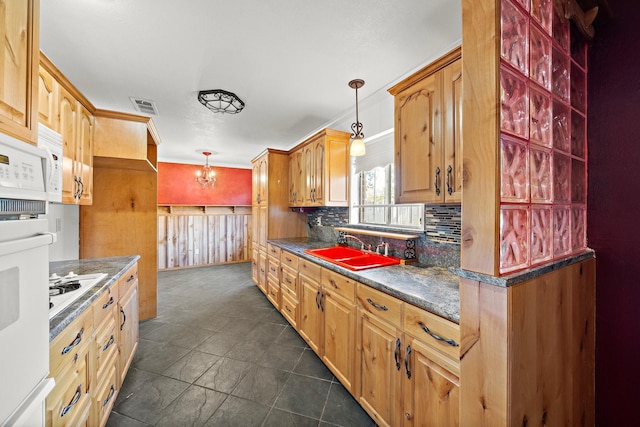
[304,247,401,271]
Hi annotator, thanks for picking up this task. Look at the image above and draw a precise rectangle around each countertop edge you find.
[49,255,140,341]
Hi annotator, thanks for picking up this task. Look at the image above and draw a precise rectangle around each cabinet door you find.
[311,139,325,205]
[38,65,59,130]
[258,205,268,250]
[59,86,79,203]
[251,248,259,284]
[118,280,139,387]
[289,150,304,206]
[394,72,443,203]
[356,311,403,427]
[0,0,38,144]
[298,274,322,354]
[322,291,355,393]
[251,206,259,247]
[252,161,260,205]
[302,144,314,205]
[76,104,94,205]
[258,156,268,205]
[403,336,460,427]
[442,59,463,203]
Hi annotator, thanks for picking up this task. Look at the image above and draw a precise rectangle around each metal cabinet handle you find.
[102,296,114,309]
[315,289,321,309]
[102,385,115,407]
[394,338,402,371]
[435,167,441,196]
[405,345,412,379]
[285,305,292,313]
[367,298,388,311]
[120,307,127,331]
[446,165,453,196]
[329,279,338,288]
[60,385,81,417]
[103,334,115,352]
[127,274,135,283]
[61,328,84,355]
[319,290,325,312]
[419,322,459,347]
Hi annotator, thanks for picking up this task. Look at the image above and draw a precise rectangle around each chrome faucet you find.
[343,234,372,252]
[376,242,389,256]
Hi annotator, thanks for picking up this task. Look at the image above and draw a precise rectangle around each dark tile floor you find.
[106,262,376,427]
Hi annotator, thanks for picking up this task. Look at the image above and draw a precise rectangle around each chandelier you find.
[198,89,245,114]
[348,79,366,156]
[196,151,216,189]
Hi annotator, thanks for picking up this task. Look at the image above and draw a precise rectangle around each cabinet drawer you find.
[94,316,118,379]
[281,266,298,296]
[93,284,118,329]
[267,256,280,281]
[281,292,298,328]
[280,251,299,270]
[267,276,280,309]
[321,268,356,303]
[94,362,118,427]
[119,263,138,297]
[404,304,460,360]
[46,349,91,427]
[267,243,282,258]
[299,258,321,282]
[356,284,403,328]
[50,307,93,378]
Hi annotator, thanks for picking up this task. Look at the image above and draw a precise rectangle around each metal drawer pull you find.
[102,385,115,407]
[419,322,459,347]
[285,257,292,262]
[447,165,453,196]
[285,305,292,313]
[120,307,127,330]
[60,385,81,417]
[61,328,84,355]
[285,278,292,284]
[394,338,401,370]
[127,274,135,283]
[435,167,441,196]
[367,298,388,311]
[405,345,412,379]
[329,279,338,288]
[103,335,115,351]
[102,296,114,309]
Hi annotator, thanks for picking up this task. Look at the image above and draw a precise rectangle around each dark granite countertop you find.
[49,255,140,341]
[269,238,460,323]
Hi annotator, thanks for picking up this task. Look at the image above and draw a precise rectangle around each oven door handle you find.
[0,232,56,257]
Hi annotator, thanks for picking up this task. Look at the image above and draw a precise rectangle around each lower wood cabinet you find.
[46,263,139,427]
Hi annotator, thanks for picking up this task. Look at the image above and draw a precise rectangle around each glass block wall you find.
[499,0,588,274]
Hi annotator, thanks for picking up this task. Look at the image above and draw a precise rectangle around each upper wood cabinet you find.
[38,64,58,130]
[388,47,462,204]
[288,128,350,207]
[0,0,39,145]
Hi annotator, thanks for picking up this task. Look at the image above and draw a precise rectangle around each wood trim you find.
[288,128,351,153]
[39,51,95,112]
[251,147,289,163]
[93,108,150,123]
[460,0,501,275]
[387,46,461,96]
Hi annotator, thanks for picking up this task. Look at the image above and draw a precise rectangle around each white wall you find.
[44,203,79,261]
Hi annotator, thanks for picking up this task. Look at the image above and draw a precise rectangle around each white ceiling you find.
[40,0,461,169]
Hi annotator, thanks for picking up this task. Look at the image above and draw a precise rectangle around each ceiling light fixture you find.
[198,89,245,114]
[196,151,216,189]
[348,79,366,157]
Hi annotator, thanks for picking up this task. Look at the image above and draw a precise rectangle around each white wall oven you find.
[0,133,56,427]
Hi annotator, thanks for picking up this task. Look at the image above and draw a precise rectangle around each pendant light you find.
[196,151,216,189]
[348,79,366,156]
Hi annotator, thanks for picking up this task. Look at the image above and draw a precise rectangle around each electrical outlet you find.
[316,217,322,226]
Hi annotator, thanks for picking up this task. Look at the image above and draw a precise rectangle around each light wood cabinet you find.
[280,251,300,327]
[288,128,350,207]
[266,243,281,309]
[38,65,59,130]
[298,260,323,354]
[80,115,158,321]
[0,0,39,145]
[388,47,462,204]
[117,264,139,388]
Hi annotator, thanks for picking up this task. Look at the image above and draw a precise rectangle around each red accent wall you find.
[588,2,640,424]
[158,162,252,206]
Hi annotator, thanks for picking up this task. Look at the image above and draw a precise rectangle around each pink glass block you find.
[501,66,529,138]
[571,62,586,113]
[553,152,571,203]
[514,0,529,11]
[531,0,553,35]
[531,206,553,263]
[530,26,552,90]
[571,110,586,158]
[552,47,570,102]
[501,136,530,202]
[571,159,586,204]
[553,206,571,257]
[553,100,570,152]
[530,86,552,146]
[571,206,586,252]
[500,206,530,273]
[571,31,587,68]
[552,9,570,52]
[501,0,529,75]
[530,146,552,202]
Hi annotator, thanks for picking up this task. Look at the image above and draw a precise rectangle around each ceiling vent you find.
[129,97,159,116]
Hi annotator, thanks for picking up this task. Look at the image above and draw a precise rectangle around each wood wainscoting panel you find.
[158,209,250,270]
